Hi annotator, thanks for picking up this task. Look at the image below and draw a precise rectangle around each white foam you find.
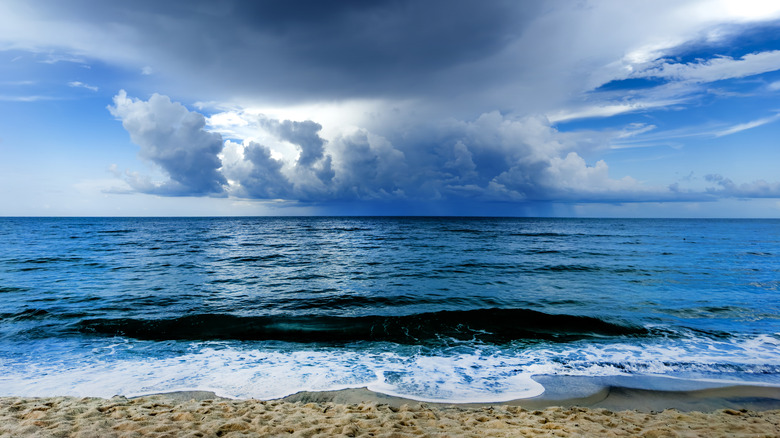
[366,353,544,403]
[1,333,779,402]
[0,343,543,401]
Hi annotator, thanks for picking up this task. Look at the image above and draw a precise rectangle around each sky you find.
[1,0,780,217]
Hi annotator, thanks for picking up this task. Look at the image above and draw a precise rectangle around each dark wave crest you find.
[0,308,50,321]
[76,308,646,344]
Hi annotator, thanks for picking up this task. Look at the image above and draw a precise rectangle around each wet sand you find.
[2,381,780,437]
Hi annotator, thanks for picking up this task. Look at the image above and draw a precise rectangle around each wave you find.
[536,264,601,272]
[221,254,286,263]
[443,228,484,234]
[0,308,50,321]
[509,232,616,238]
[510,232,567,237]
[18,257,84,264]
[0,286,29,293]
[76,308,646,344]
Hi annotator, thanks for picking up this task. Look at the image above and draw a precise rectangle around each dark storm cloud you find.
[108,91,728,206]
[241,110,714,204]
[27,0,534,102]
[241,142,292,199]
[329,130,409,200]
[260,119,326,168]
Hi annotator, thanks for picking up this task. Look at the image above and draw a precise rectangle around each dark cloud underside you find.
[32,0,537,102]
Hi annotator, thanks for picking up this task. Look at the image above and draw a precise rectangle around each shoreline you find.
[6,374,780,411]
[3,378,780,437]
[277,375,780,412]
[110,374,780,412]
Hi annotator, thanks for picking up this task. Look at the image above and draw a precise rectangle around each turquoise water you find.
[1,217,779,401]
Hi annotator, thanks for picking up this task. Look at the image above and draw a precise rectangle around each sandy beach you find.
[3,383,780,437]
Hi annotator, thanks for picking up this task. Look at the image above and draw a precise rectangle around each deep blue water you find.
[1,217,779,401]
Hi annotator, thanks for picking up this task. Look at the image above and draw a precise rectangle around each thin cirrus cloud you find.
[714,113,780,137]
[67,81,98,92]
[0,94,53,102]
[567,50,780,123]
[631,50,780,83]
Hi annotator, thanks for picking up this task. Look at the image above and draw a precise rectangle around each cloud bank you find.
[705,174,780,198]
[111,92,716,206]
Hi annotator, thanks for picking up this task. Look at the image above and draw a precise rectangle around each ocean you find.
[1,217,779,402]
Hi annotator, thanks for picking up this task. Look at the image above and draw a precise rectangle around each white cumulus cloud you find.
[108,90,227,196]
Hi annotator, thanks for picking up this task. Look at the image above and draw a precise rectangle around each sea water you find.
[1,217,779,402]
